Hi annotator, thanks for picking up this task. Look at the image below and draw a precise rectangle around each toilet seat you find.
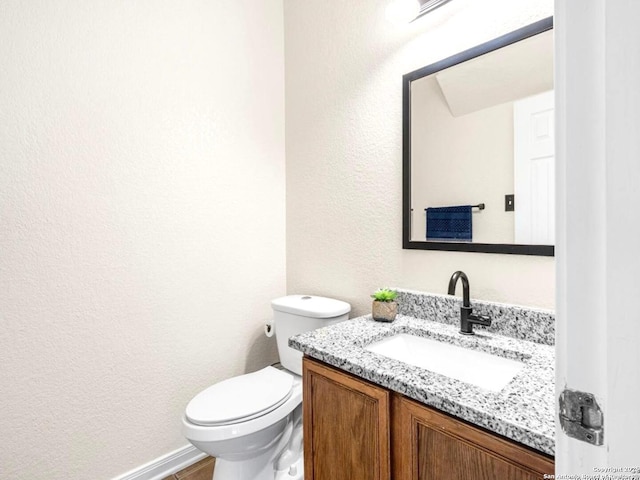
[186,367,294,427]
[183,370,302,444]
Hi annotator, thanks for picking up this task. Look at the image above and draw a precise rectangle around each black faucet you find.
[447,271,492,335]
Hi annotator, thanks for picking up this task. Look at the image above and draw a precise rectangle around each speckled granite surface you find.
[290,303,555,455]
[396,288,555,345]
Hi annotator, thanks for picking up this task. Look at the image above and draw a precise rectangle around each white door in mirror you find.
[514,90,555,245]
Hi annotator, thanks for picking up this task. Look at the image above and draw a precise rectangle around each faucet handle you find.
[470,313,492,327]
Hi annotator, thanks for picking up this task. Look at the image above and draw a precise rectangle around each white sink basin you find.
[365,333,524,392]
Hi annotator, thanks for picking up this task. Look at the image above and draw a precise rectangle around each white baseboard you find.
[112,445,207,480]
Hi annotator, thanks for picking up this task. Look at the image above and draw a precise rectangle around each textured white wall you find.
[284,0,555,315]
[0,1,284,479]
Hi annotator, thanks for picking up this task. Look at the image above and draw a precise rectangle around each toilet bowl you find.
[183,367,303,480]
[182,295,350,480]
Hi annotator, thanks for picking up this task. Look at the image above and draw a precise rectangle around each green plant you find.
[371,288,397,302]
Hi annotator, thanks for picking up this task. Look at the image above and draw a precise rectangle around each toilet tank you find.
[271,295,350,376]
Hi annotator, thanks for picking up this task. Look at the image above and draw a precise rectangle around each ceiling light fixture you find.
[385,0,421,25]
[386,0,453,25]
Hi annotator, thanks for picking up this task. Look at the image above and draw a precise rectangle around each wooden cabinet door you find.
[303,357,390,480]
[392,395,554,480]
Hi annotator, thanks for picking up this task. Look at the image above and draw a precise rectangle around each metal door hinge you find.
[559,389,604,446]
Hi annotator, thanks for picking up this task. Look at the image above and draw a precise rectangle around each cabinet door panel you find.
[418,423,541,480]
[393,395,554,480]
[303,358,390,480]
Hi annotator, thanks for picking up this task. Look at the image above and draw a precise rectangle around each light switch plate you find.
[505,194,515,212]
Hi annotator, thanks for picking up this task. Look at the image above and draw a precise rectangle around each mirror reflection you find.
[404,20,554,255]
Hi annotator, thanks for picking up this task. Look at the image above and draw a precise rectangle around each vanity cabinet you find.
[303,357,554,480]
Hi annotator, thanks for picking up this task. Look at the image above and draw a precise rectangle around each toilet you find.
[182,295,350,480]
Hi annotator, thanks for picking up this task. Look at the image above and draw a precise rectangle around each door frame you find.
[556,0,640,471]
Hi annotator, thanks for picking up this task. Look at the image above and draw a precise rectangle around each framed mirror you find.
[402,18,554,256]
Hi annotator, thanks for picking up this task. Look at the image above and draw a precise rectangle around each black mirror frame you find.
[402,17,555,256]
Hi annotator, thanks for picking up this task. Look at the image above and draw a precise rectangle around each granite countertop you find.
[289,313,555,456]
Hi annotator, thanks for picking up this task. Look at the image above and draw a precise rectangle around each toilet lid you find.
[186,366,294,426]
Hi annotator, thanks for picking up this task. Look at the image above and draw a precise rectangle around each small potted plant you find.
[371,288,398,322]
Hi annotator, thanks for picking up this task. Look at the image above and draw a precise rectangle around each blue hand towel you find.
[426,205,472,241]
